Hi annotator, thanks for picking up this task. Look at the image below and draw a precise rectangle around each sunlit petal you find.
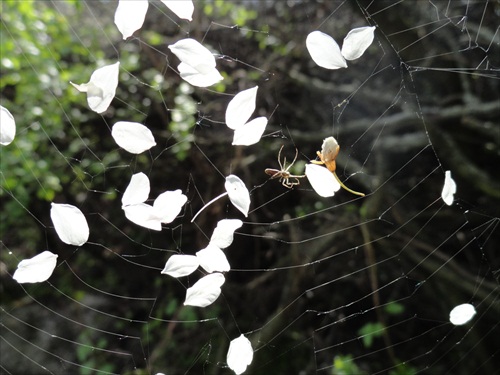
[225,175,251,217]
[184,273,225,307]
[305,164,341,197]
[152,189,187,223]
[226,86,258,130]
[114,0,149,40]
[341,26,375,60]
[227,334,253,375]
[13,251,58,284]
[449,303,476,325]
[70,62,120,113]
[196,244,230,273]
[178,62,223,87]
[112,121,156,154]
[160,0,194,21]
[122,172,150,207]
[169,38,216,72]
[306,31,347,69]
[0,105,16,146]
[123,203,161,231]
[232,117,268,146]
[50,203,89,246]
[161,254,199,278]
[441,170,457,206]
[210,219,243,249]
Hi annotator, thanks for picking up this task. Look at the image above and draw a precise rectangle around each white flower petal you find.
[441,170,457,206]
[210,219,243,249]
[50,203,89,246]
[196,244,230,273]
[226,86,258,130]
[306,31,347,70]
[114,0,149,40]
[232,117,268,146]
[168,38,223,87]
[449,303,476,325]
[161,0,194,21]
[122,172,150,207]
[341,26,375,61]
[123,203,162,231]
[70,62,120,114]
[169,38,216,72]
[305,164,341,198]
[184,273,225,307]
[13,251,58,284]
[161,254,199,278]
[152,189,187,223]
[227,334,253,375]
[225,175,251,217]
[0,105,16,146]
[112,121,156,154]
[178,62,223,87]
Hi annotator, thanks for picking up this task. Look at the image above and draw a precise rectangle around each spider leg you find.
[277,145,285,171]
[281,177,292,189]
[291,148,299,166]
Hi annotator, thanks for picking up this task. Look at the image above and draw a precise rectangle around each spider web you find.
[1,1,499,374]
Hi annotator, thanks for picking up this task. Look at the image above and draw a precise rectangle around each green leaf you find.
[385,301,405,315]
[358,322,385,348]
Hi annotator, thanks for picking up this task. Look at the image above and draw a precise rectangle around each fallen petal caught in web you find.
[192,175,251,222]
[50,203,89,246]
[232,116,268,146]
[341,26,376,60]
[184,273,225,307]
[441,170,457,206]
[123,203,162,231]
[226,86,259,130]
[227,334,254,375]
[13,251,58,284]
[161,254,199,278]
[449,303,476,326]
[178,62,223,87]
[306,31,347,70]
[114,0,149,40]
[160,0,194,21]
[225,175,251,217]
[305,164,341,198]
[196,244,230,274]
[122,172,150,207]
[210,219,243,249]
[70,62,120,114]
[0,105,16,146]
[169,38,223,87]
[152,189,187,223]
[111,121,156,154]
[169,38,216,73]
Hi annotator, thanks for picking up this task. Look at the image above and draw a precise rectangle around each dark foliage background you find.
[1,1,498,374]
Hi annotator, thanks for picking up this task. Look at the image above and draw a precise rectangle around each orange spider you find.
[265,145,306,189]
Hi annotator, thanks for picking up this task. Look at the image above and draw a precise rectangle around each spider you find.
[311,136,365,197]
[265,145,306,189]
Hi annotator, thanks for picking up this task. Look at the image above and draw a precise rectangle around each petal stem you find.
[334,172,365,197]
[191,192,228,222]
